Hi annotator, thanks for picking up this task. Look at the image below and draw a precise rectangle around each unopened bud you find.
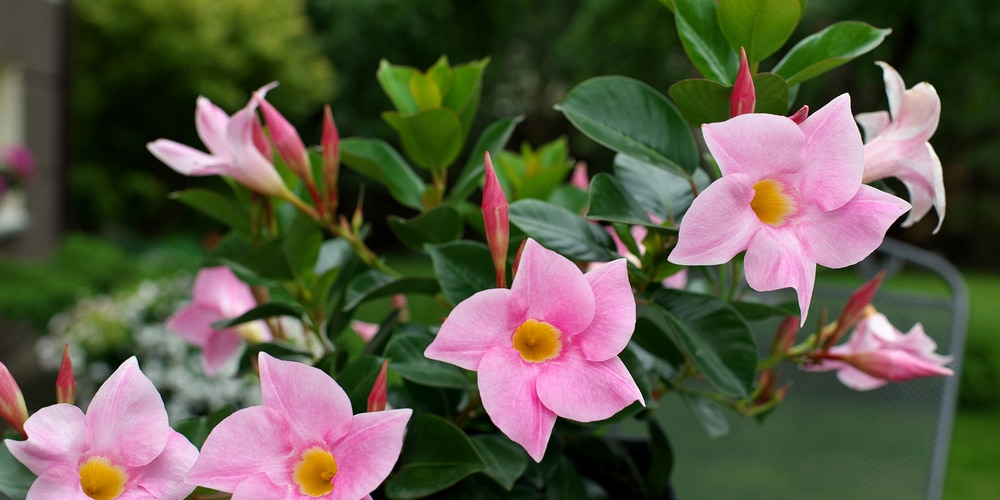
[367,359,390,412]
[256,95,313,184]
[0,362,28,438]
[482,152,510,288]
[730,47,756,117]
[56,344,76,405]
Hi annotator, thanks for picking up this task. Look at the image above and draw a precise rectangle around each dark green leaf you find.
[170,188,250,235]
[344,270,440,311]
[377,59,420,114]
[237,238,295,281]
[211,301,306,329]
[668,78,731,125]
[509,199,614,262]
[388,205,464,252]
[426,241,495,306]
[341,138,426,210]
[385,414,487,499]
[647,419,674,498]
[772,21,892,86]
[470,435,530,491]
[679,391,730,438]
[634,304,686,370]
[752,73,791,115]
[717,0,802,65]
[335,354,385,413]
[729,300,799,321]
[613,154,710,227]
[0,433,33,500]
[543,455,589,500]
[383,108,464,172]
[556,76,698,177]
[586,173,654,226]
[384,329,470,389]
[673,0,739,83]
[449,116,523,204]
[173,406,236,449]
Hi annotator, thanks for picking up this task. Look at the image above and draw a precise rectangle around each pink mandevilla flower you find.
[185,353,412,499]
[167,266,271,375]
[4,357,199,500]
[146,83,293,199]
[668,94,910,323]
[856,61,945,232]
[808,312,953,391]
[424,238,644,462]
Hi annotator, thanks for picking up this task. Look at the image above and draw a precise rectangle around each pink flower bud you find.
[56,344,76,405]
[770,315,800,356]
[843,349,953,383]
[252,116,272,161]
[367,359,390,412]
[350,320,379,343]
[0,362,28,438]
[482,152,510,288]
[825,271,885,349]
[570,161,589,190]
[256,95,312,183]
[322,105,341,216]
[730,47,756,117]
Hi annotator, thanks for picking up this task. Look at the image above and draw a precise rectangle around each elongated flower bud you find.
[824,271,885,349]
[322,105,341,217]
[367,359,390,412]
[56,344,76,405]
[256,95,312,184]
[0,362,28,438]
[482,152,509,288]
[730,47,756,117]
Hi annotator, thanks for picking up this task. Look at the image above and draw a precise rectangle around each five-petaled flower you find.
[4,357,199,500]
[186,353,412,499]
[425,238,644,462]
[167,266,272,375]
[806,311,953,391]
[856,61,945,232]
[668,94,911,323]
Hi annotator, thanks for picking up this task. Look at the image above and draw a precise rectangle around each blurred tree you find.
[71,0,335,233]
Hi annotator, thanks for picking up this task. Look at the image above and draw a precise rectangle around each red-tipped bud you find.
[367,359,390,412]
[256,94,312,183]
[826,271,886,349]
[56,344,76,405]
[482,152,510,288]
[322,105,341,216]
[730,47,756,117]
[0,362,28,438]
[770,316,800,357]
[570,161,590,190]
[251,116,272,160]
[788,105,810,124]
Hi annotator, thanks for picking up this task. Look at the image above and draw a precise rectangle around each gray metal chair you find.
[660,238,968,499]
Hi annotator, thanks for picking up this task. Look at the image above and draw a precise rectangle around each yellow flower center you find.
[512,319,562,363]
[293,447,338,497]
[79,456,127,500]
[750,179,796,226]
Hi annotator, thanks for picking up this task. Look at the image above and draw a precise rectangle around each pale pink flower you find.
[147,83,294,198]
[186,353,412,499]
[807,312,953,391]
[4,357,198,499]
[668,94,910,323]
[856,62,945,232]
[425,238,644,462]
[167,266,271,375]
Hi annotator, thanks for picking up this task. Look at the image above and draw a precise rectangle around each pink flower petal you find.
[877,61,907,120]
[194,267,257,317]
[258,354,354,450]
[575,260,636,361]
[512,240,595,335]
[701,113,804,178]
[186,406,292,493]
[225,107,289,198]
[797,94,865,211]
[195,96,233,159]
[855,110,890,142]
[836,366,889,391]
[744,228,816,324]
[536,349,643,423]
[86,357,170,467]
[797,185,909,269]
[425,288,526,371]
[166,304,217,347]
[668,175,761,265]
[891,82,940,142]
[478,347,556,462]
[229,472,293,500]
[328,409,412,500]
[23,464,82,499]
[146,139,227,176]
[894,144,945,232]
[201,328,244,375]
[5,404,88,475]
[129,431,199,499]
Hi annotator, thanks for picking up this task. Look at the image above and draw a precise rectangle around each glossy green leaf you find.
[385,414,487,499]
[426,240,495,306]
[448,116,523,204]
[340,138,426,210]
[585,173,653,225]
[679,391,730,438]
[0,433,33,500]
[173,406,236,449]
[409,72,443,110]
[669,73,790,126]
[634,304,686,370]
[385,329,470,389]
[444,58,489,137]
[673,0,739,83]
[612,154,710,227]
[336,354,385,413]
[509,199,615,262]
[556,76,698,177]
[752,73,791,115]
[718,0,802,65]
[211,301,306,329]
[343,270,440,311]
[729,299,799,321]
[388,205,463,252]
[313,238,353,276]
[377,59,420,114]
[282,215,322,277]
[543,455,589,500]
[383,108,464,172]
[772,21,892,86]
[470,435,530,491]
[170,188,250,235]
[236,238,295,281]
[649,289,757,398]
[647,419,674,498]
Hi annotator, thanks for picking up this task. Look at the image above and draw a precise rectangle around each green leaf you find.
[443,58,489,137]
[470,435,530,491]
[170,188,251,235]
[0,433,33,500]
[377,59,420,114]
[340,138,426,210]
[388,205,464,252]
[509,199,615,262]
[679,391,730,438]
[314,238,353,276]
[648,289,757,398]
[613,153,710,227]
[585,173,653,225]
[173,406,236,449]
[647,419,674,498]
[673,0,739,83]
[543,455,589,500]
[448,116,523,204]
[717,0,802,66]
[729,299,799,321]
[752,72,791,115]
[385,329,470,389]
[409,72,443,110]
[335,354,385,413]
[426,241,495,306]
[556,76,698,177]
[211,301,306,329]
[385,414,487,499]
[772,21,892,86]
[282,215,322,277]
[383,109,464,172]
[669,73,790,126]
[236,238,295,281]
[344,270,440,311]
